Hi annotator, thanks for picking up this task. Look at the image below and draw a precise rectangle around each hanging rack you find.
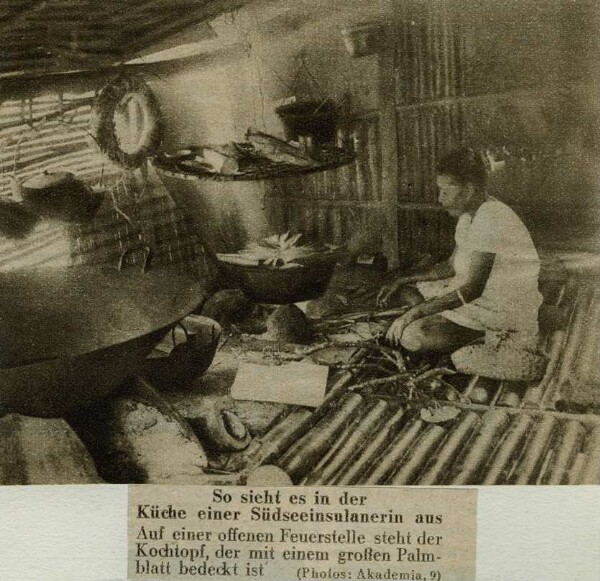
[152,145,354,183]
[151,31,353,182]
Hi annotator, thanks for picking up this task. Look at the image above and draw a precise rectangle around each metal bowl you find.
[0,246,204,418]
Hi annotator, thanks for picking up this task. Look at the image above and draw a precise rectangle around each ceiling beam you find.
[120,0,252,60]
[0,41,246,100]
[0,0,255,80]
[49,45,123,67]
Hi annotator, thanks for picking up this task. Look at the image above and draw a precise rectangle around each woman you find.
[378,148,543,353]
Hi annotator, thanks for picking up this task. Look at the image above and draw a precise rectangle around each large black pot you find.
[0,246,204,418]
[276,100,338,146]
[217,252,341,304]
[0,197,39,239]
[19,170,103,223]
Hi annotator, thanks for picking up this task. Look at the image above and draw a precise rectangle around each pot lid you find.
[21,171,75,190]
[0,264,203,367]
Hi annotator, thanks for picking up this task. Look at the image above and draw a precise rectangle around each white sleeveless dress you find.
[416,198,543,346]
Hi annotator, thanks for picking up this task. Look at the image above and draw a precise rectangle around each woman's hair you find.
[436,148,487,191]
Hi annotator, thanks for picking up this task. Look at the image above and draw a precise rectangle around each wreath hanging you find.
[91,75,163,168]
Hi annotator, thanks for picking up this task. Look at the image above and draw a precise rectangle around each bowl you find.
[144,316,222,391]
[218,252,342,304]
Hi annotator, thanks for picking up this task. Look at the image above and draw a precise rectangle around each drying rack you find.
[151,146,355,182]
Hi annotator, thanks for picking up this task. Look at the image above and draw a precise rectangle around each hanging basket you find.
[276,100,338,146]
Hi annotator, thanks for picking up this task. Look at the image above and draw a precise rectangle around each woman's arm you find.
[405,247,459,283]
[386,251,495,344]
[377,249,458,306]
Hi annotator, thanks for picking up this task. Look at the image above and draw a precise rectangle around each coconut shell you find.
[196,407,251,452]
[245,464,293,486]
[470,386,490,404]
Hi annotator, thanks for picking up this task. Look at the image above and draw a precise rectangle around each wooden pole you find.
[388,424,446,484]
[378,23,400,267]
[481,414,535,485]
[544,420,587,485]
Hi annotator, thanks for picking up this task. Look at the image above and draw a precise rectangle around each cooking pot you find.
[0,245,204,418]
[218,251,342,303]
[0,197,40,239]
[17,170,103,223]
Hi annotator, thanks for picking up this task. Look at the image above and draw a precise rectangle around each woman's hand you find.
[385,308,420,346]
[377,278,405,307]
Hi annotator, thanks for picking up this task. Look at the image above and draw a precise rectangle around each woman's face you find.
[436,174,476,217]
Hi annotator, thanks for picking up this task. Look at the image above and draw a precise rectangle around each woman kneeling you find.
[378,148,543,353]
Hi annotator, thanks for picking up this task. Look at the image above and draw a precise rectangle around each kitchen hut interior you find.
[0,0,599,487]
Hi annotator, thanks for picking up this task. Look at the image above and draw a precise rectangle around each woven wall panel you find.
[261,115,384,250]
[0,91,119,198]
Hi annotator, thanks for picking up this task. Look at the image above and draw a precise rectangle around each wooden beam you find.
[0,56,54,74]
[120,0,251,59]
[112,0,218,20]
[0,41,246,99]
[394,81,595,111]
[49,45,123,67]
[0,0,254,77]
[0,47,50,59]
[378,22,400,268]
[22,10,90,22]
[121,9,195,33]
[0,25,47,40]
[261,199,446,211]
[265,198,387,209]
